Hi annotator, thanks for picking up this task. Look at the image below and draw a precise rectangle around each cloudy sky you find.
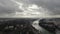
[0,0,60,18]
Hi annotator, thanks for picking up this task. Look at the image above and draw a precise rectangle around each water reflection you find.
[32,20,53,34]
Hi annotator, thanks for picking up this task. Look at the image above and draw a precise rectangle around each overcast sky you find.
[0,0,60,18]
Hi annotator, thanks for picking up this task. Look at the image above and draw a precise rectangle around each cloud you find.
[0,0,60,18]
[11,0,50,18]
[16,0,60,15]
[0,0,23,17]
